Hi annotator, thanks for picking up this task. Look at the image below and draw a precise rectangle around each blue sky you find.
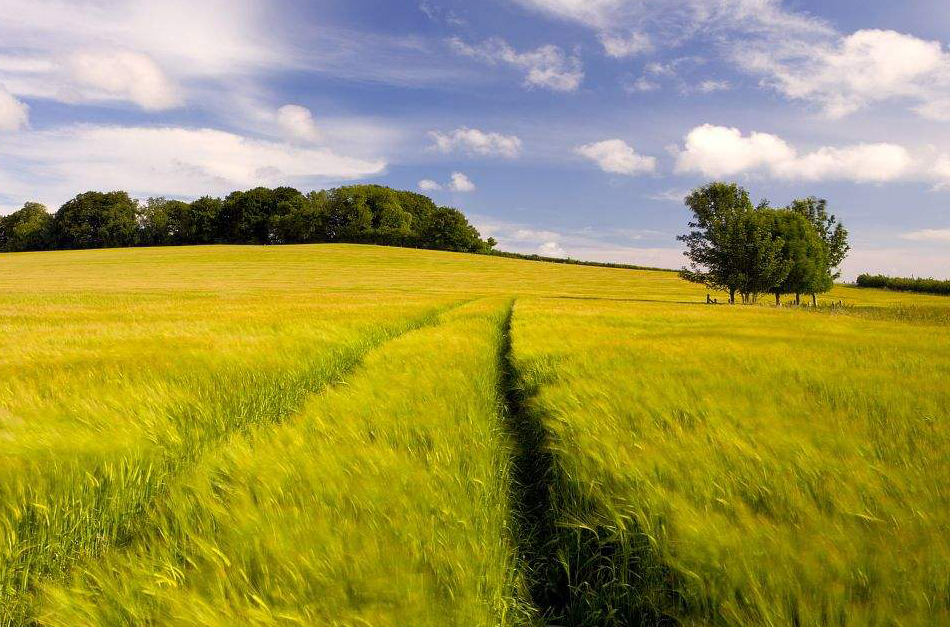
[1,0,949,277]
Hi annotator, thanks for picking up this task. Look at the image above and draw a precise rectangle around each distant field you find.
[1,244,947,626]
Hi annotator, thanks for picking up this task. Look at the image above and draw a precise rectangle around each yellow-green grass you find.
[0,247,471,624]
[1,243,948,626]
[35,298,530,627]
[510,297,950,626]
[2,244,946,306]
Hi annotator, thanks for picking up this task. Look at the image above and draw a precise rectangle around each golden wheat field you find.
[1,244,947,627]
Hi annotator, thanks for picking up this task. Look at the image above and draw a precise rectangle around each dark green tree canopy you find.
[762,209,826,302]
[678,182,756,302]
[1,185,495,255]
[0,202,54,252]
[788,197,849,280]
[54,191,139,250]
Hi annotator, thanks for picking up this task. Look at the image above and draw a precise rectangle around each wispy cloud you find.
[734,28,950,119]
[599,31,652,58]
[900,229,950,243]
[647,188,691,203]
[507,0,950,119]
[0,0,280,111]
[0,125,385,208]
[448,37,583,91]
[429,127,523,158]
[0,83,28,130]
[473,213,684,267]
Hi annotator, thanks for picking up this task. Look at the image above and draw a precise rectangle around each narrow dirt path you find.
[498,299,680,627]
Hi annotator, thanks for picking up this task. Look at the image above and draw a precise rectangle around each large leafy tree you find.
[321,187,375,242]
[54,191,139,249]
[759,209,824,305]
[0,202,54,252]
[729,209,792,303]
[216,187,307,244]
[392,190,438,245]
[678,182,756,303]
[268,191,327,244]
[185,196,223,244]
[137,197,190,246]
[424,207,487,253]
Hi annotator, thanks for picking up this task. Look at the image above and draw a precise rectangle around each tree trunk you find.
[795,293,800,305]
[729,289,736,304]
[812,293,817,307]
[775,293,780,306]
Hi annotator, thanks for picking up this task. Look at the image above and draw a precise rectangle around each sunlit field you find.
[1,244,948,626]
[510,298,950,626]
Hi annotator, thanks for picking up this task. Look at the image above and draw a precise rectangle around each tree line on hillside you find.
[679,182,849,305]
[856,274,950,296]
[0,185,496,254]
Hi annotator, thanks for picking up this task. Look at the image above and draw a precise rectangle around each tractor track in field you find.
[499,300,681,627]
[3,298,474,627]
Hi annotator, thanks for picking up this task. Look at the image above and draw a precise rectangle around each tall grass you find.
[509,298,950,626]
[2,244,949,626]
[0,255,463,623]
[36,299,531,626]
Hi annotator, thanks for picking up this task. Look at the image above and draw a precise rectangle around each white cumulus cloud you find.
[0,83,28,131]
[735,29,950,119]
[576,139,656,175]
[675,124,913,183]
[448,171,476,192]
[429,127,523,158]
[448,37,583,91]
[418,179,442,191]
[276,104,322,143]
[537,240,567,256]
[932,155,950,189]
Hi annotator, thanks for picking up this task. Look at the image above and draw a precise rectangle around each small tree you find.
[789,197,849,305]
[763,210,825,305]
[731,209,792,303]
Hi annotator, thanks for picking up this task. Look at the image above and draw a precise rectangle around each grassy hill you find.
[1,244,948,626]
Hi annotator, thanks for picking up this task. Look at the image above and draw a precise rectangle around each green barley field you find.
[1,244,947,626]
